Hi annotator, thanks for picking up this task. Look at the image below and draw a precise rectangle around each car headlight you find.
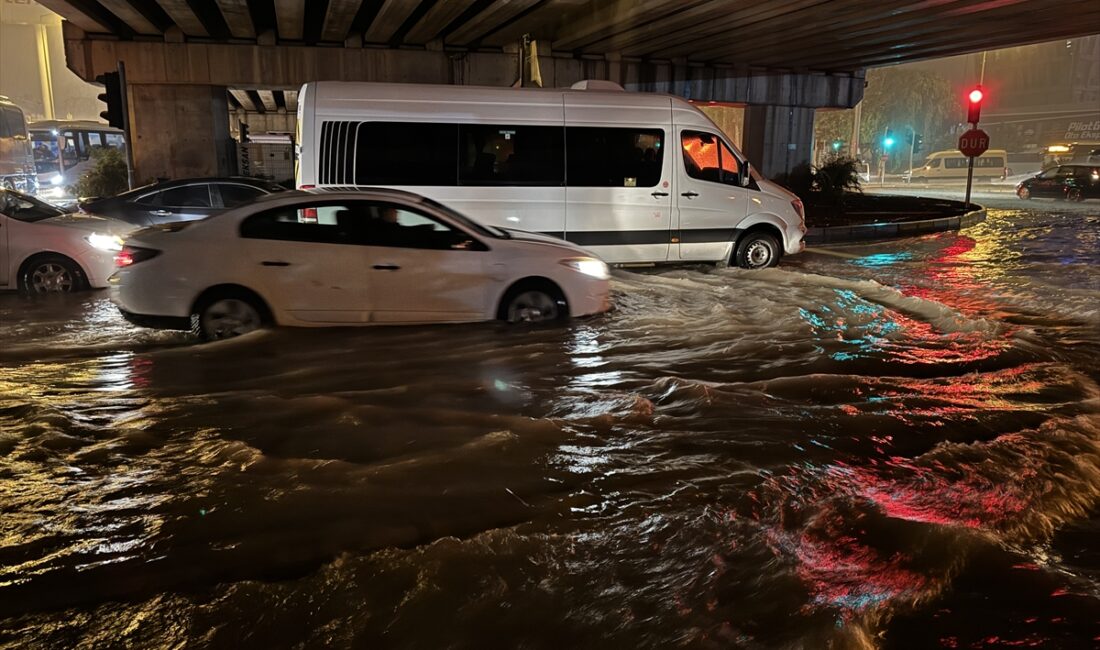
[87,233,124,252]
[560,257,610,280]
[50,173,64,186]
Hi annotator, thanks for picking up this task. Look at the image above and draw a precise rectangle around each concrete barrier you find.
[804,206,986,245]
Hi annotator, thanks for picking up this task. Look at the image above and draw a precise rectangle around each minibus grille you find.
[319,120,358,185]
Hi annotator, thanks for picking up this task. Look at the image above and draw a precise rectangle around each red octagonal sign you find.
[958,128,990,158]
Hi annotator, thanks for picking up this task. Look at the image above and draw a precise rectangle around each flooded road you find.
[1,198,1098,649]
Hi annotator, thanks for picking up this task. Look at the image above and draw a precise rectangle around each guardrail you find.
[805,206,986,245]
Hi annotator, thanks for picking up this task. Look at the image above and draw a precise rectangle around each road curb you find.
[804,206,986,245]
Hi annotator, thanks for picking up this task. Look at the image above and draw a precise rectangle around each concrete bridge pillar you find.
[127,84,233,183]
[741,105,817,180]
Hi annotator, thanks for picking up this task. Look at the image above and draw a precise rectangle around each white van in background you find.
[296,81,805,268]
[908,149,1008,183]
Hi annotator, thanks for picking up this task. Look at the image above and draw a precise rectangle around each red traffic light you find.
[967,85,984,124]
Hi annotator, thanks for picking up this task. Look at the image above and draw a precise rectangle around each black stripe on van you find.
[538,229,744,246]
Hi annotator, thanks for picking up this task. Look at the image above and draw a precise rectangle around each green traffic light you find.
[884,137,895,148]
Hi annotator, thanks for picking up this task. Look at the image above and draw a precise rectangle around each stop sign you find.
[958,128,990,157]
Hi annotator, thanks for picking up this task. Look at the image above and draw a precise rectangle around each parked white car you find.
[0,189,132,294]
[110,188,612,339]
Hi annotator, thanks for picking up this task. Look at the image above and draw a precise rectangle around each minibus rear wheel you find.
[733,231,781,269]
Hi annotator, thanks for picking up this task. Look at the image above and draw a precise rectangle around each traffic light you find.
[913,133,923,153]
[96,71,124,129]
[239,120,250,143]
[832,139,843,152]
[883,129,895,149]
[967,85,984,125]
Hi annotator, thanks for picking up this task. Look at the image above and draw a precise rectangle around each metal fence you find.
[236,142,294,185]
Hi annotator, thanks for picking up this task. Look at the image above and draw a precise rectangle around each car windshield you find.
[0,190,67,222]
[420,196,506,238]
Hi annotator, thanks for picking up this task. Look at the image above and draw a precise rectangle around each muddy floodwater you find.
[1,197,1098,648]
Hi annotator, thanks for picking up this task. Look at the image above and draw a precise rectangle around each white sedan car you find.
[111,188,612,339]
[1,189,132,294]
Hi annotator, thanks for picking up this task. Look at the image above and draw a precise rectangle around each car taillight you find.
[791,198,805,219]
[115,246,160,267]
[299,207,318,223]
[300,184,315,190]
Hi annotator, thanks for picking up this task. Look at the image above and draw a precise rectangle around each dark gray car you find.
[79,177,287,226]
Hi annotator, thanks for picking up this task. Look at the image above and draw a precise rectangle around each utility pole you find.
[850,100,862,159]
[908,127,915,183]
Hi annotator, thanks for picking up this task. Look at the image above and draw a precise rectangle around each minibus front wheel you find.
[733,231,781,269]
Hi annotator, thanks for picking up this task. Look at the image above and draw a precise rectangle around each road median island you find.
[803,193,986,245]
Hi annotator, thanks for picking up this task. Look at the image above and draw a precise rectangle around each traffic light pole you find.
[965,156,975,208]
[117,61,135,190]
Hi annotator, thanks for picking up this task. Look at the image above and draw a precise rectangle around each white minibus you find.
[28,120,126,206]
[296,81,806,268]
[908,149,1008,183]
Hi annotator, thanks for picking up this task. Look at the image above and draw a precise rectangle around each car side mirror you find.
[741,162,752,187]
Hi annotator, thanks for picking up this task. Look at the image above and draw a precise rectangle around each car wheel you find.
[19,255,86,295]
[1066,188,1084,202]
[500,283,568,324]
[192,291,268,340]
[1017,186,1031,200]
[733,231,781,269]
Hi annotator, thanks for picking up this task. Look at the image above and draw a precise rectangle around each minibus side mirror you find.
[741,162,752,187]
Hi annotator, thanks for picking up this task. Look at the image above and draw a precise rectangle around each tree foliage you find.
[815,67,958,171]
[71,147,129,199]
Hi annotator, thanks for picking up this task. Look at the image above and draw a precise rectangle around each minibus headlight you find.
[87,233,124,252]
[560,257,610,280]
[50,173,65,186]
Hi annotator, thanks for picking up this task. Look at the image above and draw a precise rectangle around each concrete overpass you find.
[37,0,1100,181]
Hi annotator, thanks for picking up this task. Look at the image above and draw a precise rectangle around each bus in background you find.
[907,149,1008,183]
[28,120,125,207]
[0,97,36,194]
[1042,142,1100,169]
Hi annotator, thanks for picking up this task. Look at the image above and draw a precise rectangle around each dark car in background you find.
[79,177,287,226]
[1016,164,1100,202]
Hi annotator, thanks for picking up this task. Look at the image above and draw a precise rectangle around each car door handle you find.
[651,191,670,197]
[372,264,401,271]
[681,191,699,198]
[152,209,172,215]
[261,261,291,267]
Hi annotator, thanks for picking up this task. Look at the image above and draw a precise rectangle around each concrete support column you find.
[741,105,816,180]
[127,84,232,182]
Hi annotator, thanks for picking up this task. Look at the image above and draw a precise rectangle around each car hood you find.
[37,213,140,236]
[500,228,571,245]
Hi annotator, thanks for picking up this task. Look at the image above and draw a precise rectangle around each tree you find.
[70,147,129,199]
[814,67,957,172]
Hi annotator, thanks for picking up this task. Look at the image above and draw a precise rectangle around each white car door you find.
[675,129,750,261]
[237,202,370,324]
[564,95,673,264]
[357,203,491,323]
[0,214,9,286]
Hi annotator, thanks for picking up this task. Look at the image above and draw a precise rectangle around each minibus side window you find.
[565,127,663,187]
[681,131,741,186]
[458,125,563,186]
[944,158,965,169]
[353,122,458,186]
[927,158,941,168]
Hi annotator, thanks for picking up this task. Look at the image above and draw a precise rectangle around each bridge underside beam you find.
[63,28,864,109]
